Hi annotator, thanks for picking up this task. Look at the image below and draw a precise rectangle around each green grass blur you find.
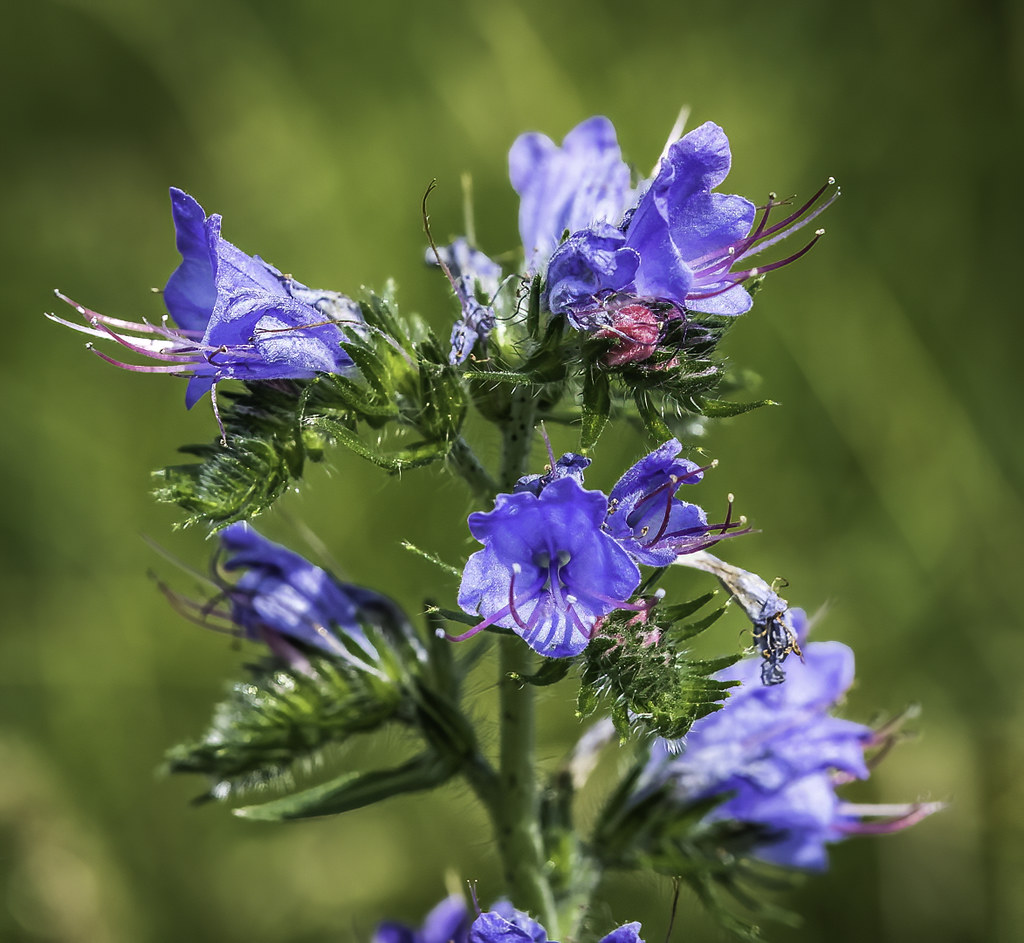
[1,0,1022,940]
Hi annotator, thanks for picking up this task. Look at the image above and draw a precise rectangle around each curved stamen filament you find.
[834,802,944,835]
[732,189,837,264]
[445,602,513,642]
[88,347,193,374]
[89,319,203,362]
[684,179,839,296]
[687,230,826,302]
[747,178,836,246]
[628,460,716,525]
[446,564,547,642]
[507,565,535,633]
[54,290,205,338]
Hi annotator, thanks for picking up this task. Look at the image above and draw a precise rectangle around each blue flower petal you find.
[510,116,633,270]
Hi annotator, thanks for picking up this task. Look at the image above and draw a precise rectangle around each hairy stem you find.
[488,387,558,929]
[494,635,557,932]
[499,387,537,492]
[448,435,498,501]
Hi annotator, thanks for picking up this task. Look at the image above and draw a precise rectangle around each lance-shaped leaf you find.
[232,750,460,821]
[165,651,408,801]
[691,396,776,418]
[580,368,611,453]
[152,381,311,527]
[304,415,451,472]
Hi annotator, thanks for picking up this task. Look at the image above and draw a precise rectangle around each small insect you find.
[751,595,803,686]
[672,550,804,685]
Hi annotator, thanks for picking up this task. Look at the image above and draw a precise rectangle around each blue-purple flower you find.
[164,522,409,674]
[510,116,836,331]
[427,238,503,365]
[50,188,361,410]
[513,451,591,497]
[643,625,942,870]
[376,899,644,943]
[605,439,745,567]
[510,115,634,271]
[374,895,471,943]
[470,904,642,943]
[455,477,641,657]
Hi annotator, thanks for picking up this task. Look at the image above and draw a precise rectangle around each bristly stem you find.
[499,386,537,492]
[495,634,557,933]
[488,387,558,931]
[448,435,498,501]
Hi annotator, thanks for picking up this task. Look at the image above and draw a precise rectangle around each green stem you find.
[494,635,557,932]
[487,388,558,930]
[448,435,498,501]
[499,387,537,492]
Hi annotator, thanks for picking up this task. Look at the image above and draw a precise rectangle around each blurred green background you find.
[2,0,1022,940]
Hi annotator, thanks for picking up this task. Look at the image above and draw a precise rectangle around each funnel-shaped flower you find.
[377,900,645,943]
[605,439,745,566]
[216,522,406,666]
[471,906,642,943]
[427,238,503,365]
[50,188,361,409]
[456,477,641,657]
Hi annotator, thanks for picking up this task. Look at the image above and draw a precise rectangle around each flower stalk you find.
[486,385,560,932]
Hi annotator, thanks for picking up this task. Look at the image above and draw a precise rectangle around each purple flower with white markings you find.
[454,477,641,657]
[643,628,942,870]
[605,439,746,567]
[50,188,361,411]
[511,117,836,329]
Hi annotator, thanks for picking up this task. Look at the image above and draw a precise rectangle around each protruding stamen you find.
[835,801,945,835]
[88,349,191,373]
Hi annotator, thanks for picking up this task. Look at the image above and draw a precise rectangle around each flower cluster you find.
[455,439,745,657]
[639,611,942,869]
[511,116,837,335]
[48,109,939,937]
[49,188,361,423]
[375,895,644,943]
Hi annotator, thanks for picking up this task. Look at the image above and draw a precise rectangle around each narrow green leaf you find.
[634,389,672,441]
[509,659,572,687]
[303,417,449,472]
[526,274,541,339]
[317,375,400,420]
[667,606,727,643]
[339,340,391,396]
[580,369,611,453]
[658,592,718,624]
[693,397,777,418]
[233,751,458,821]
